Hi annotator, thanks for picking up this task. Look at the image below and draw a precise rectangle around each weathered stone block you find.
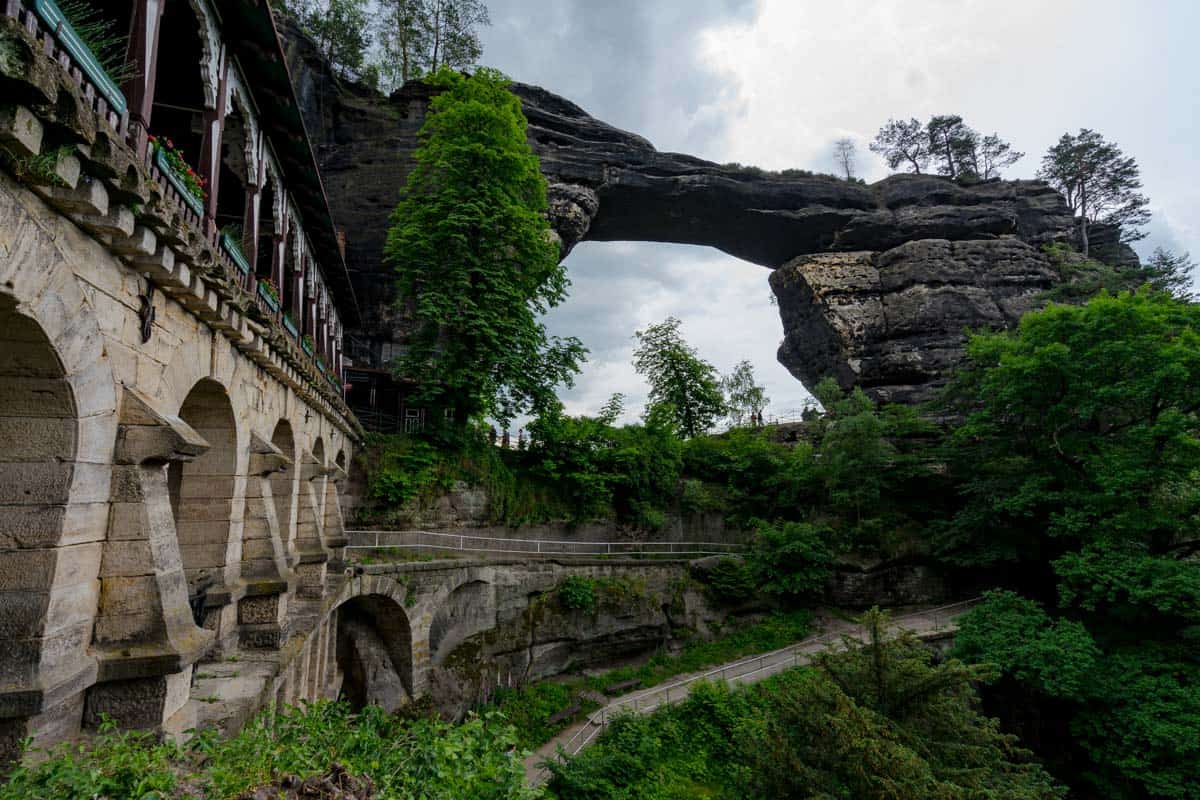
[83,667,192,729]
[50,177,108,216]
[0,105,43,157]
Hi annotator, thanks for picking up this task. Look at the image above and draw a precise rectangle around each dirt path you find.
[523,599,976,787]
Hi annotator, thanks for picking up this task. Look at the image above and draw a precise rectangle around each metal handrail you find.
[546,597,981,773]
[345,528,748,558]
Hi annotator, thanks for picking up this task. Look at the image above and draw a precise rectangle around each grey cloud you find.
[481,0,755,152]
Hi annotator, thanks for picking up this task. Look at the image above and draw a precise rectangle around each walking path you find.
[523,598,979,787]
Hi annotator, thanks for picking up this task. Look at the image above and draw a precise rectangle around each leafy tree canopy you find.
[870,114,1022,179]
[720,359,768,427]
[945,290,1200,799]
[1037,128,1151,254]
[633,317,726,438]
[376,0,490,89]
[384,68,585,427]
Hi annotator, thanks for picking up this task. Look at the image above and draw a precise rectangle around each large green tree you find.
[384,68,585,427]
[945,290,1200,799]
[632,317,726,438]
[720,359,768,427]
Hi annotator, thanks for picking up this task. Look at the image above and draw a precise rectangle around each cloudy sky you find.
[478,0,1199,424]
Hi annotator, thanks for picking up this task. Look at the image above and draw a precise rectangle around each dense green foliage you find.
[944,290,1200,799]
[357,428,569,525]
[547,611,1063,800]
[385,68,585,425]
[350,283,1199,797]
[2,703,533,800]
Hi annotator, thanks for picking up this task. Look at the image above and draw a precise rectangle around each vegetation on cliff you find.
[384,67,585,426]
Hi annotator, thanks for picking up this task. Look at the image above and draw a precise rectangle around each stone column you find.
[86,388,215,731]
[238,434,292,649]
[292,451,331,599]
[323,464,350,570]
[241,134,265,286]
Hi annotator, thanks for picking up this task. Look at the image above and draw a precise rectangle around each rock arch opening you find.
[335,594,413,712]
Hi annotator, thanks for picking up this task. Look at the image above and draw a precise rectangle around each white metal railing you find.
[344,529,748,558]
[536,597,980,783]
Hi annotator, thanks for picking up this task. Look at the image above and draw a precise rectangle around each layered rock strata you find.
[282,23,1098,403]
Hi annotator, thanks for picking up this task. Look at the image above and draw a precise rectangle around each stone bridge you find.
[150,555,715,741]
[228,557,716,725]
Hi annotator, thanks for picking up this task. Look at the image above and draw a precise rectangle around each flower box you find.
[257,280,280,313]
[32,0,127,116]
[221,233,251,276]
[282,314,298,338]
[154,148,204,216]
[301,335,314,356]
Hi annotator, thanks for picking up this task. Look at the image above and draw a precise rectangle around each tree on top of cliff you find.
[1037,128,1151,256]
[633,317,726,438]
[870,118,931,174]
[384,67,585,426]
[871,115,1022,181]
[377,0,490,88]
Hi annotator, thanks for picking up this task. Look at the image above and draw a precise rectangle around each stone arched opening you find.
[335,594,413,712]
[428,580,495,666]
[310,436,327,524]
[169,378,238,624]
[270,419,297,553]
[0,297,83,759]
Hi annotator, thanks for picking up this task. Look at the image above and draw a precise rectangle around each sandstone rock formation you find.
[771,239,1061,403]
[282,22,1113,404]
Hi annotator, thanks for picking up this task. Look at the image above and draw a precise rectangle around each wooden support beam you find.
[199,49,230,227]
[121,0,165,157]
[242,134,266,290]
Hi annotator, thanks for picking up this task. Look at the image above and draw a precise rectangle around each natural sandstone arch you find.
[169,378,239,623]
[291,66,1083,405]
[428,580,496,666]
[335,594,414,711]
[270,420,298,552]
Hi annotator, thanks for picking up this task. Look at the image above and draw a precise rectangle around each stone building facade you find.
[0,0,362,763]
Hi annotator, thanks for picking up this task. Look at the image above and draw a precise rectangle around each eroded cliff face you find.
[283,23,1101,403]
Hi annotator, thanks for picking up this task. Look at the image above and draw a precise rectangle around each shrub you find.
[702,557,756,605]
[748,520,833,601]
[558,575,597,613]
